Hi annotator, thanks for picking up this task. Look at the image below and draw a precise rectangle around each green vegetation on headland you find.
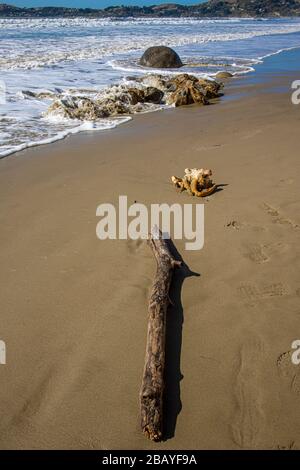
[1,0,300,18]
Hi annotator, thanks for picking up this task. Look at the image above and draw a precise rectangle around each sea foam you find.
[1,17,300,158]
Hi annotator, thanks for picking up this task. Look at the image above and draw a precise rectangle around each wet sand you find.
[0,50,300,449]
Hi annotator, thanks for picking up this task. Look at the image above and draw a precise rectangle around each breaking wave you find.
[1,16,300,158]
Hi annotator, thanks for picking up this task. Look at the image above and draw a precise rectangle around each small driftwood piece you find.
[140,226,182,441]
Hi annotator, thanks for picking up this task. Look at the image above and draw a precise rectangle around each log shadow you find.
[162,239,200,441]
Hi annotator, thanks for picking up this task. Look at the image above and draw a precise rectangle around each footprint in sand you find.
[238,282,288,303]
[242,242,288,264]
[231,337,266,448]
[277,350,300,395]
[126,238,144,254]
[262,203,300,230]
[264,242,289,256]
[279,178,294,186]
[243,243,269,264]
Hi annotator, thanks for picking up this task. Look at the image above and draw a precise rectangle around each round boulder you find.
[139,46,183,69]
[216,71,233,79]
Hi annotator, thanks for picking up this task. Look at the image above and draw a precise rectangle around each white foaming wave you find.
[108,55,257,78]
[1,17,300,159]
[2,23,300,70]
[0,76,171,159]
[0,17,256,30]
[258,44,300,60]
[0,116,132,159]
[107,60,213,80]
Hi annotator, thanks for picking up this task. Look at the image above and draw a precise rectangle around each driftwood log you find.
[140,226,182,441]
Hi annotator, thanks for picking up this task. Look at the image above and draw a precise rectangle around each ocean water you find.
[1,16,300,158]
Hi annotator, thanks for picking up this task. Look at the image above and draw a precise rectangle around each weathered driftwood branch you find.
[140,226,182,441]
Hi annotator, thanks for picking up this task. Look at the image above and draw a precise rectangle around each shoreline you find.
[0,48,300,449]
[1,44,300,161]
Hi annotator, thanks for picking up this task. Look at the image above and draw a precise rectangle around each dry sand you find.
[0,57,300,449]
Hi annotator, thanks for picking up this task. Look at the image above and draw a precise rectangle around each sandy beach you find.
[0,49,300,450]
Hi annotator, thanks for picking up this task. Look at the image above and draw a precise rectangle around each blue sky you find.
[6,0,205,7]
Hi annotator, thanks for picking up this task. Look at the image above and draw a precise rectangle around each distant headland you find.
[1,1,300,18]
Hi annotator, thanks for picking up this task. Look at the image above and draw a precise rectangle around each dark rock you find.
[167,80,208,107]
[21,90,36,98]
[127,88,145,105]
[45,73,222,119]
[125,76,140,82]
[169,87,194,107]
[189,83,210,105]
[141,74,167,91]
[46,96,109,120]
[165,82,177,92]
[198,78,222,99]
[139,46,183,69]
[171,73,196,85]
[166,74,221,104]
[101,99,129,116]
[216,71,233,79]
[144,87,164,104]
[45,95,129,120]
